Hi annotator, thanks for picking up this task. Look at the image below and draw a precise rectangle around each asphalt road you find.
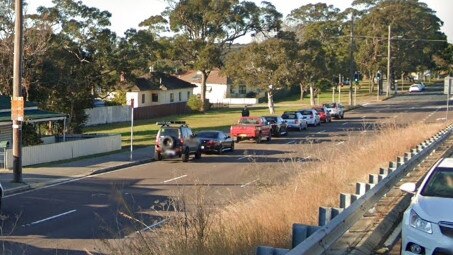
[0,84,450,255]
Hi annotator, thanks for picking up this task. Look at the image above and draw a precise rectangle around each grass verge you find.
[102,121,446,255]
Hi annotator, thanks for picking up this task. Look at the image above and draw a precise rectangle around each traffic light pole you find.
[12,0,23,183]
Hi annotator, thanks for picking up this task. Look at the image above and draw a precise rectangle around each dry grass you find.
[104,121,446,255]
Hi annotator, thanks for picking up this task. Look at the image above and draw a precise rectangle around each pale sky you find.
[26,0,452,43]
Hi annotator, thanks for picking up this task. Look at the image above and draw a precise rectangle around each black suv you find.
[154,121,202,162]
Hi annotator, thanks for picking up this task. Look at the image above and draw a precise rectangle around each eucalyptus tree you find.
[32,0,117,132]
[354,0,447,89]
[286,3,348,103]
[148,0,282,112]
[224,34,299,114]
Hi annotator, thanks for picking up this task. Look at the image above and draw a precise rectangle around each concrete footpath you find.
[0,147,154,195]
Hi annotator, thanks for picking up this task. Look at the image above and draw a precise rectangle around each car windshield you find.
[300,110,312,115]
[239,118,260,124]
[159,128,179,137]
[282,113,297,119]
[324,103,336,108]
[420,167,453,198]
[197,132,219,139]
[264,117,277,123]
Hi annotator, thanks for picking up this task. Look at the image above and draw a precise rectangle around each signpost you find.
[130,98,134,161]
[11,97,24,122]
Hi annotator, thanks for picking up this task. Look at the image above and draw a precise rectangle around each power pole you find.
[386,25,391,97]
[348,14,355,106]
[12,0,24,183]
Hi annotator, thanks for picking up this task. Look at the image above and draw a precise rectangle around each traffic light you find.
[354,72,359,82]
[376,72,382,81]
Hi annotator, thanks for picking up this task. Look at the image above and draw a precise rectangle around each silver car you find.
[281,112,308,131]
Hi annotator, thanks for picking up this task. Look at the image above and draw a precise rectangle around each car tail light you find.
[180,138,184,145]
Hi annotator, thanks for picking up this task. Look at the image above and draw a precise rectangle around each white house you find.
[123,72,196,108]
[178,69,263,104]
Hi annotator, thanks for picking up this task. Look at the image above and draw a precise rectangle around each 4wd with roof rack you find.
[154,121,202,162]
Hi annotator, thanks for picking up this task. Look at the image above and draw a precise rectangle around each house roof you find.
[178,69,230,85]
[122,72,196,92]
[0,109,67,123]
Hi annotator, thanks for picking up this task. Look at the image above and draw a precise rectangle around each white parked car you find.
[281,111,308,131]
[297,109,321,126]
[409,84,423,93]
[400,158,453,255]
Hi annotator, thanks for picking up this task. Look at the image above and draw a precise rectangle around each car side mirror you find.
[226,135,230,139]
[400,182,417,194]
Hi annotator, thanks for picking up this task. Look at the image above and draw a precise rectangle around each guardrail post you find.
[389,161,397,170]
[411,148,418,156]
[397,156,405,167]
[365,183,375,191]
[369,174,379,184]
[319,207,331,226]
[340,193,352,208]
[355,182,367,196]
[404,152,411,161]
[378,174,387,182]
[380,168,392,175]
[292,224,320,248]
[351,194,360,203]
[256,246,289,255]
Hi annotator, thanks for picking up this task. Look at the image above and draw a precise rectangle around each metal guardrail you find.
[257,125,453,255]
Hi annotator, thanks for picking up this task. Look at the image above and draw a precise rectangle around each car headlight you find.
[409,209,433,234]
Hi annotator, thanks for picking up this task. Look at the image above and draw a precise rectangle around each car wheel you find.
[217,145,223,154]
[154,151,162,161]
[256,134,262,144]
[235,138,241,143]
[230,142,235,152]
[341,114,344,119]
[195,148,202,159]
[182,148,190,162]
[267,134,271,142]
[299,125,302,132]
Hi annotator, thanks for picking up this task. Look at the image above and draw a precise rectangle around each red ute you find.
[230,117,272,143]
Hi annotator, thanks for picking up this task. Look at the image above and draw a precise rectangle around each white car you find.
[281,112,308,131]
[409,84,423,93]
[298,109,321,126]
[400,158,453,255]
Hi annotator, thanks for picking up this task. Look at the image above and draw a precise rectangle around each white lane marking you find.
[241,179,259,188]
[237,155,252,160]
[136,219,168,233]
[361,116,367,118]
[22,210,77,227]
[336,141,345,145]
[342,122,348,126]
[161,175,187,184]
[362,103,370,106]
[316,130,326,134]
[286,141,296,144]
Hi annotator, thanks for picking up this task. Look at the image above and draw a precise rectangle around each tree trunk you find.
[370,74,375,93]
[309,85,315,106]
[200,70,208,112]
[300,84,305,101]
[267,90,275,114]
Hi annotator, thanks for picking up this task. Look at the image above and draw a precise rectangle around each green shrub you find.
[187,95,203,112]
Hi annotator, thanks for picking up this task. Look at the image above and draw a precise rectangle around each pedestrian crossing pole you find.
[130,98,134,161]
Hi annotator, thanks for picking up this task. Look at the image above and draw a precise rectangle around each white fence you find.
[85,105,131,126]
[5,135,121,168]
[211,98,258,105]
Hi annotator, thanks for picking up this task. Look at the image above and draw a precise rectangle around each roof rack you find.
[156,121,187,126]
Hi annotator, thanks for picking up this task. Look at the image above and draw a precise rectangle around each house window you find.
[179,92,182,101]
[239,85,246,94]
[187,91,191,100]
[141,94,145,104]
[152,93,158,102]
[170,93,174,102]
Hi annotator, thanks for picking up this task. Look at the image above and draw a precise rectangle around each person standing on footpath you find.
[241,105,250,117]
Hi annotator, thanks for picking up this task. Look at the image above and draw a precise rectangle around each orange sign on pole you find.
[11,96,24,121]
